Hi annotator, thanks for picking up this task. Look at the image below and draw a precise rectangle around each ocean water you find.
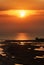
[0,33,44,65]
[0,33,34,40]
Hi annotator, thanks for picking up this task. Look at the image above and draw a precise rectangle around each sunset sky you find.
[0,0,44,10]
[0,0,44,39]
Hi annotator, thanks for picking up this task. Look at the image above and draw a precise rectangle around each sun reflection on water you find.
[15,33,30,40]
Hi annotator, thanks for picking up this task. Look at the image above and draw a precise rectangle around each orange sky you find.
[0,10,44,37]
[0,0,44,38]
[0,0,44,10]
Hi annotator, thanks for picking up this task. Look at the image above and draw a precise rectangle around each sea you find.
[0,33,44,65]
[0,33,33,40]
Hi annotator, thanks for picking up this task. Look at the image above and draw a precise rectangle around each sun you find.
[19,10,26,17]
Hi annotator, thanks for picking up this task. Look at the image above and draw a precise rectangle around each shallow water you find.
[0,33,44,65]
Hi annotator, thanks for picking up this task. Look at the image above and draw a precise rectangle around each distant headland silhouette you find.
[3,37,44,43]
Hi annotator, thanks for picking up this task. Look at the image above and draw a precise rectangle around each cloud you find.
[0,7,10,11]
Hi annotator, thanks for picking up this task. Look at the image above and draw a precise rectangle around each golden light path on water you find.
[15,33,29,40]
[14,33,32,45]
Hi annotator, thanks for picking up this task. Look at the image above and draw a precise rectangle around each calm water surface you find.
[0,33,33,40]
